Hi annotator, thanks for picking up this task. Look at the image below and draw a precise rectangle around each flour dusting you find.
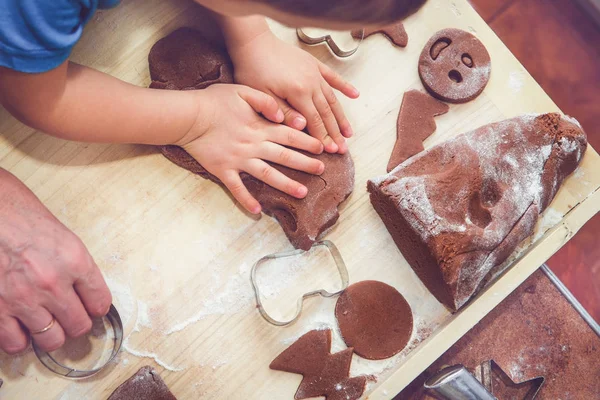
[166,262,254,334]
[508,71,526,93]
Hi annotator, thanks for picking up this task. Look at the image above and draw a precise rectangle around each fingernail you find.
[318,162,325,174]
[338,141,348,154]
[297,186,308,197]
[345,126,354,138]
[350,86,360,97]
[325,142,339,153]
[318,143,324,154]
[276,109,284,122]
[293,116,306,130]
[252,205,262,214]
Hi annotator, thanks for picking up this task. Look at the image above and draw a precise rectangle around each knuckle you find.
[278,149,292,164]
[3,341,28,355]
[41,336,65,352]
[311,112,324,129]
[291,83,305,95]
[88,294,112,317]
[325,89,338,105]
[261,165,273,180]
[228,181,247,198]
[287,181,299,194]
[320,104,334,120]
[70,319,92,338]
[35,270,59,293]
[286,130,296,146]
[283,107,296,118]
[61,236,89,268]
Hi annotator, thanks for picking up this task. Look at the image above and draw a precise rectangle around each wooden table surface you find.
[0,0,599,399]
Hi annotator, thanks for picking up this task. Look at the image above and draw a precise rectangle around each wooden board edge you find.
[367,185,600,399]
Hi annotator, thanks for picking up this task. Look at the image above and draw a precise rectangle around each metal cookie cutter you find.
[33,305,123,378]
[251,240,349,326]
[425,361,545,400]
[296,28,364,58]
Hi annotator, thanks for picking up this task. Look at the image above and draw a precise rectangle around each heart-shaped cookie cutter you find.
[251,240,349,326]
[296,28,364,58]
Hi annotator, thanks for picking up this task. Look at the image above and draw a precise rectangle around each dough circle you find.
[418,28,491,103]
[335,280,413,360]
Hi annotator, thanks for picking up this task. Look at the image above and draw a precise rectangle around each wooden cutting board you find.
[0,0,599,398]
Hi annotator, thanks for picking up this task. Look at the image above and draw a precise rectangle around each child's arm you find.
[214,15,360,155]
[0,61,325,213]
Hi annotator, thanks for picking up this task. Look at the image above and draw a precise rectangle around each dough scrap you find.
[149,28,355,250]
[352,23,408,47]
[107,366,177,400]
[270,329,367,400]
[368,114,587,311]
[418,28,491,103]
[388,90,449,172]
[335,280,414,360]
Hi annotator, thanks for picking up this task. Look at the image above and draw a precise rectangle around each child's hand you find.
[228,31,360,154]
[179,84,325,214]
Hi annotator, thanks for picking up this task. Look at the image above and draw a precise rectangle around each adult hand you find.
[0,169,112,354]
[177,84,325,214]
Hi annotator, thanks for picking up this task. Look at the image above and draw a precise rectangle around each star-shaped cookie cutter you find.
[251,240,349,326]
[425,360,545,400]
[296,28,364,58]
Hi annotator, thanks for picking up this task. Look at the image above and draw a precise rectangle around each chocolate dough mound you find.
[419,28,491,103]
[107,366,176,400]
[352,22,409,47]
[335,280,413,360]
[388,90,449,172]
[149,27,233,90]
[368,114,587,311]
[149,28,355,251]
[270,329,367,400]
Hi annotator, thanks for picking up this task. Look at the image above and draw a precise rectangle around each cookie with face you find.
[418,28,491,103]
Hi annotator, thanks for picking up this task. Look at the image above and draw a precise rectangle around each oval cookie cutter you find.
[251,240,349,326]
[296,28,364,58]
[32,305,123,378]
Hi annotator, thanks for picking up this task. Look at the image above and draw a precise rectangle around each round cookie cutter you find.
[32,305,123,378]
[251,240,349,326]
[296,28,364,58]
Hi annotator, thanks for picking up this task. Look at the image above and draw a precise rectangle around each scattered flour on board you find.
[122,338,184,372]
[105,277,183,372]
[509,71,526,93]
[532,208,564,243]
[165,262,254,334]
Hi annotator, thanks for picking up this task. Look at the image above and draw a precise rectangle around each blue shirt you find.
[0,0,121,73]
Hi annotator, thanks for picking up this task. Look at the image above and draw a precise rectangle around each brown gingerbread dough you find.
[418,28,491,103]
[352,23,408,47]
[107,366,177,400]
[270,329,367,400]
[388,90,449,172]
[149,29,355,251]
[368,114,587,311]
[335,281,413,360]
[149,27,233,90]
